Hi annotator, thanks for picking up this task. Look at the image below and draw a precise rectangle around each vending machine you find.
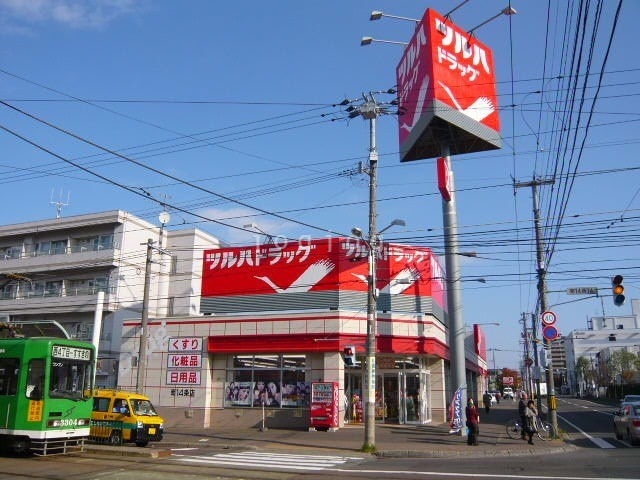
[309,381,339,431]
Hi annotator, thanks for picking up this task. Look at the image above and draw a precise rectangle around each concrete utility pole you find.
[514,178,558,437]
[346,90,399,453]
[136,238,154,394]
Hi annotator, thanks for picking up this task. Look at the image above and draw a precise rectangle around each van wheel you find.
[109,430,123,446]
[135,440,149,447]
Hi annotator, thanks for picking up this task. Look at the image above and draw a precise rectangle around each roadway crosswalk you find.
[173,450,364,470]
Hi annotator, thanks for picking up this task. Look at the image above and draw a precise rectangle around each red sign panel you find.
[201,238,446,309]
[437,157,452,201]
[473,324,487,360]
[397,8,501,161]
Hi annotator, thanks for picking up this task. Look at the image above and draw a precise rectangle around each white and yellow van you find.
[90,389,164,447]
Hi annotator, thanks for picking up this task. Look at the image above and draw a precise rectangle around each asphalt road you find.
[1,397,637,480]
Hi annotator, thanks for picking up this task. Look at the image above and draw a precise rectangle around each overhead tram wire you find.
[544,0,624,266]
[0,99,346,238]
[0,68,353,185]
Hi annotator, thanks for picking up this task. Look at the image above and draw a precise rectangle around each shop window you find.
[225,354,309,408]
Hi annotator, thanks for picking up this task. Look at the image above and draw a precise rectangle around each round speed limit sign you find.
[541,310,557,325]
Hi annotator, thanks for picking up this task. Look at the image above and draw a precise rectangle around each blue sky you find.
[1,1,638,370]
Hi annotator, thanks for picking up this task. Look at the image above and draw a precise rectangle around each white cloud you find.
[0,0,139,29]
[197,207,296,247]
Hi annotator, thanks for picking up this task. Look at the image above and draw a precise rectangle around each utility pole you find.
[514,177,558,437]
[136,238,154,394]
[344,90,398,453]
[363,97,379,454]
[521,313,531,394]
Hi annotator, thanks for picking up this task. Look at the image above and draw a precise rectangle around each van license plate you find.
[149,428,156,434]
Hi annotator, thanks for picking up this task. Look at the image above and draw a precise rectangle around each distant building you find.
[564,301,640,396]
[0,210,219,388]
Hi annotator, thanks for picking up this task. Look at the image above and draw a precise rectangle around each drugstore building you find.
[118,237,488,428]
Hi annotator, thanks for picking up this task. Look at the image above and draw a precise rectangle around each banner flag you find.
[448,386,464,434]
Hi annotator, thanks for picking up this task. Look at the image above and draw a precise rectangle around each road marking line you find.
[557,414,616,449]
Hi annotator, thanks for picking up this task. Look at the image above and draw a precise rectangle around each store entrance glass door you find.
[382,374,398,423]
[398,370,430,424]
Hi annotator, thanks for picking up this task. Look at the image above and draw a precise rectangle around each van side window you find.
[93,397,110,412]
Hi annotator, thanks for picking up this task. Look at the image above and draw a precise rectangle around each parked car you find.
[613,401,640,445]
[502,387,514,399]
[621,394,640,405]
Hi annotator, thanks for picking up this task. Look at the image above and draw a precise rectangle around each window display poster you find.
[225,381,253,406]
[280,382,310,407]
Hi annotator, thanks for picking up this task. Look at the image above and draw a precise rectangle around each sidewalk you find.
[147,401,574,459]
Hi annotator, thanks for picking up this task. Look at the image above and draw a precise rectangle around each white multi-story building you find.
[0,210,220,388]
[564,300,640,396]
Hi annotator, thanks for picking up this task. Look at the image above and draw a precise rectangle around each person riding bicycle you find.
[524,399,538,445]
[518,392,528,440]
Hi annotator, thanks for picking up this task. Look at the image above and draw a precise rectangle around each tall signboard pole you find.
[395,8,505,438]
[440,146,467,431]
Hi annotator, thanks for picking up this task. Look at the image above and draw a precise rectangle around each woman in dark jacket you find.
[465,398,480,445]
[524,399,538,445]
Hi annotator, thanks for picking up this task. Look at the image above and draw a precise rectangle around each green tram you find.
[0,336,95,455]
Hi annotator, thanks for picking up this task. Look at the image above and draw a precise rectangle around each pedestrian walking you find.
[482,391,492,414]
[518,392,528,440]
[524,399,538,445]
[465,398,480,446]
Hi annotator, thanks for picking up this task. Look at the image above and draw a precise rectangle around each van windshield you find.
[131,399,158,416]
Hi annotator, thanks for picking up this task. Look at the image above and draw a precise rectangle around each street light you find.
[369,10,420,23]
[360,37,408,47]
[243,223,275,245]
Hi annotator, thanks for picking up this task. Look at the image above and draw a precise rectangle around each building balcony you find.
[0,243,120,273]
[0,287,116,315]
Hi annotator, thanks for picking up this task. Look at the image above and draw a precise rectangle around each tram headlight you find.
[47,420,62,427]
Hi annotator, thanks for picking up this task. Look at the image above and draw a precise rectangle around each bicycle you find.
[505,415,554,441]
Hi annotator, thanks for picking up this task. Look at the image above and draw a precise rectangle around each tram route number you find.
[52,345,91,361]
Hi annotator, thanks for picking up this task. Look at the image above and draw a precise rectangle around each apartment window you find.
[77,234,114,252]
[51,240,67,255]
[44,281,63,297]
[35,241,51,256]
[1,247,21,260]
[167,297,175,317]
[68,277,108,295]
[170,255,178,274]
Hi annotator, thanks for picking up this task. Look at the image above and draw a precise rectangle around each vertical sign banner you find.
[448,386,464,433]
[397,8,501,161]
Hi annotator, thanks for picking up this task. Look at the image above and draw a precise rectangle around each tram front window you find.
[50,361,91,399]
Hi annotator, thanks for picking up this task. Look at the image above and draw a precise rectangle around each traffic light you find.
[612,275,625,306]
[343,346,356,366]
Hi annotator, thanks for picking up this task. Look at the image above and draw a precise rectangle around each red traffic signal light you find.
[612,275,625,306]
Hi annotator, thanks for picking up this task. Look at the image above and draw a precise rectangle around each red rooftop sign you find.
[397,8,502,161]
[201,238,446,310]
